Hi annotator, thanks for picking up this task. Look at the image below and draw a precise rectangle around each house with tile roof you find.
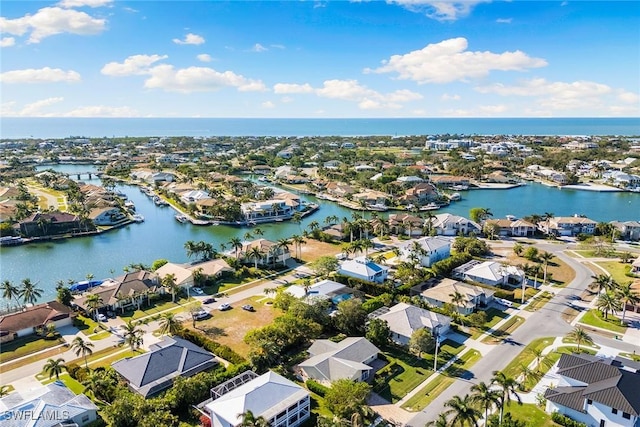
[542,216,598,237]
[204,370,310,427]
[338,257,389,284]
[285,279,356,307]
[428,213,481,237]
[610,221,640,241]
[298,337,379,385]
[484,218,537,237]
[112,336,218,398]
[369,302,451,346]
[0,301,75,343]
[417,278,495,315]
[544,353,640,427]
[0,381,98,427]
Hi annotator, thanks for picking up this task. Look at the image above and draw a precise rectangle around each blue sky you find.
[1,1,638,118]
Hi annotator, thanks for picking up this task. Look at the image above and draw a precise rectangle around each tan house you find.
[484,218,537,237]
[417,278,495,315]
[0,301,75,343]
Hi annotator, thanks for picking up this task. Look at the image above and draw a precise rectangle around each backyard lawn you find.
[579,309,627,334]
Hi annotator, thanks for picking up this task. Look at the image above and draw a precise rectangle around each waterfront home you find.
[156,262,195,290]
[401,182,439,205]
[179,189,211,204]
[188,258,233,279]
[429,213,481,237]
[204,370,310,427]
[603,170,640,189]
[415,278,495,315]
[396,176,425,186]
[611,220,640,241]
[453,260,524,287]
[0,381,98,427]
[241,199,294,223]
[338,256,389,284]
[325,182,357,198]
[252,164,272,175]
[428,175,470,189]
[397,236,452,267]
[112,336,218,398]
[130,169,175,183]
[484,218,537,237]
[19,211,81,237]
[352,190,390,207]
[237,239,291,267]
[543,216,598,237]
[89,207,127,226]
[298,337,379,385]
[0,301,75,343]
[544,354,640,427]
[388,213,425,237]
[369,302,451,346]
[285,279,356,306]
[74,270,160,314]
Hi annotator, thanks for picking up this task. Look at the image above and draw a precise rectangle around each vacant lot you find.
[187,296,281,357]
[491,248,576,285]
[298,239,342,262]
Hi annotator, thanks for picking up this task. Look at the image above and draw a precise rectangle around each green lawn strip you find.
[594,261,633,284]
[579,309,627,334]
[89,349,144,368]
[0,335,66,364]
[481,316,525,343]
[40,373,85,394]
[561,337,600,349]
[373,348,434,403]
[0,345,69,375]
[520,346,596,391]
[443,349,481,378]
[88,330,112,341]
[119,298,198,321]
[525,291,553,312]
[401,376,455,412]
[75,315,103,335]
[502,403,560,427]
[502,337,554,379]
[469,308,509,339]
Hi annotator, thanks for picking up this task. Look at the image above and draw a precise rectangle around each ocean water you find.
[1,117,639,139]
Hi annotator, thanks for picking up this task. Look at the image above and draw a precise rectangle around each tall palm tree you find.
[426,413,450,427]
[248,246,264,269]
[43,357,67,380]
[229,237,243,259]
[444,394,482,427]
[290,234,306,259]
[539,251,554,284]
[85,293,103,322]
[449,292,466,314]
[121,320,144,351]
[1,280,22,309]
[276,238,291,266]
[616,281,640,324]
[590,274,614,294]
[491,371,521,425]
[71,336,94,368]
[158,312,182,336]
[238,410,270,427]
[567,326,593,352]
[19,279,43,306]
[470,381,501,424]
[596,291,622,319]
[161,273,180,303]
[360,239,374,257]
[184,240,197,260]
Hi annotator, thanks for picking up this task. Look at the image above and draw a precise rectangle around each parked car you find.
[191,287,204,295]
[192,309,209,320]
[242,304,255,312]
[97,313,107,322]
[218,303,231,311]
[203,297,216,304]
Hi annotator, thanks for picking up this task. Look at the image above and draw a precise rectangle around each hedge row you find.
[176,329,246,365]
[551,412,588,427]
[333,274,389,296]
[306,379,329,397]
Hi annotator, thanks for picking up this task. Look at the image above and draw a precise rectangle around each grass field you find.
[503,403,560,427]
[0,335,66,364]
[579,309,627,334]
[502,337,554,379]
[594,261,634,285]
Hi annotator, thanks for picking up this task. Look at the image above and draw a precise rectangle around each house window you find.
[612,408,618,414]
[622,413,631,420]
[599,420,605,427]
[361,370,369,381]
[587,399,592,405]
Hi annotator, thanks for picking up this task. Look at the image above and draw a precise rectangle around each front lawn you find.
[373,348,434,403]
[0,335,65,364]
[503,403,560,427]
[525,291,553,312]
[502,337,554,379]
[579,309,627,334]
[469,308,509,339]
[39,373,86,394]
[119,297,198,321]
[594,261,634,284]
[481,316,525,344]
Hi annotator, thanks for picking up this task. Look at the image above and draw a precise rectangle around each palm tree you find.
[444,394,482,427]
[426,413,450,427]
[360,239,374,257]
[71,336,94,368]
[0,385,10,397]
[616,281,640,324]
[567,326,593,352]
[596,291,622,319]
[519,364,542,389]
[542,212,554,236]
[121,320,144,351]
[1,280,22,309]
[291,234,306,259]
[229,237,243,259]
[539,251,554,284]
[238,410,270,427]
[528,348,551,371]
[85,293,103,322]
[590,274,614,294]
[19,279,43,306]
[276,238,291,266]
[491,371,521,425]
[43,357,67,380]
[449,291,465,314]
[248,246,264,269]
[184,240,197,260]
[162,273,180,303]
[158,312,182,336]
[244,231,254,242]
[470,381,501,424]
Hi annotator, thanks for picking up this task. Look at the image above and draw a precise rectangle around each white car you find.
[218,303,231,311]
[191,287,204,295]
[192,309,209,320]
[97,313,107,322]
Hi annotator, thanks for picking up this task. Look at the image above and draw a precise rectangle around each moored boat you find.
[175,214,188,223]
[132,214,145,223]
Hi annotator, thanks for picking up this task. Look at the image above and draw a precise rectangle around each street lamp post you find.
[433,325,441,372]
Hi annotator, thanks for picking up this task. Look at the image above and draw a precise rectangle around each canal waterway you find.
[1,163,638,307]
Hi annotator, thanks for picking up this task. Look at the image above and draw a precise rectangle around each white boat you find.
[506,214,517,221]
[175,214,188,223]
[449,192,461,201]
[452,185,469,191]
[420,203,440,211]
[367,203,388,212]
[132,214,144,223]
[154,196,169,206]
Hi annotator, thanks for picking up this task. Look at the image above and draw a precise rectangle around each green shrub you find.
[306,379,329,397]
[551,412,588,427]
[175,329,246,365]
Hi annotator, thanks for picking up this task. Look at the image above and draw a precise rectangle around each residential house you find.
[416,278,495,315]
[298,337,380,385]
[611,221,640,241]
[74,270,160,314]
[543,216,598,237]
[112,336,218,398]
[0,381,98,427]
[453,260,524,287]
[237,239,291,267]
[403,182,439,205]
[544,353,640,427]
[388,213,425,237]
[180,189,211,204]
[187,259,233,279]
[241,200,294,223]
[130,170,175,183]
[429,213,481,236]
[323,160,342,170]
[632,257,640,275]
[325,182,357,198]
[397,236,452,267]
[89,207,127,226]
[252,165,272,175]
[369,302,451,346]
[19,212,80,238]
[204,370,310,427]
[352,190,390,207]
[285,279,356,306]
[429,175,470,189]
[484,218,537,237]
[155,262,195,290]
[0,301,75,343]
[338,257,389,284]
[603,171,640,189]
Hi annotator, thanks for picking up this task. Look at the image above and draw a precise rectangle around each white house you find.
[543,216,598,237]
[338,257,389,284]
[545,353,640,427]
[204,371,310,427]
[429,213,482,236]
[89,207,127,226]
[241,200,294,223]
[397,236,452,267]
[285,279,355,306]
[369,302,451,346]
[453,260,524,287]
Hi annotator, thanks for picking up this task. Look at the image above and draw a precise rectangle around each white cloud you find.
[58,0,112,8]
[101,54,168,76]
[367,37,547,84]
[478,104,507,114]
[441,93,461,101]
[0,67,81,83]
[143,64,267,93]
[261,101,276,109]
[20,97,65,116]
[196,54,213,63]
[475,78,611,99]
[388,1,489,21]
[496,18,512,24]
[0,7,107,43]
[0,37,15,47]
[273,83,314,94]
[617,90,639,104]
[280,96,294,103]
[172,33,205,45]
[270,44,285,50]
[251,43,268,52]
[63,105,140,117]
[316,79,423,109]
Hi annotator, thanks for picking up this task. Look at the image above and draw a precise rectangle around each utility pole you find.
[433,325,441,372]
